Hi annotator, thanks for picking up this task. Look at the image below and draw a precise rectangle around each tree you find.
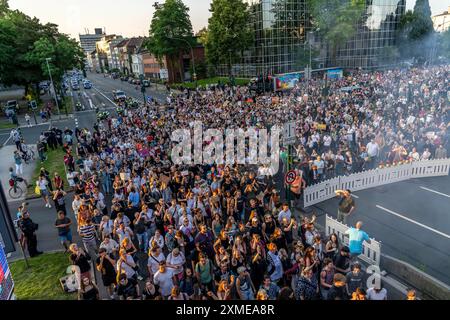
[196,27,208,46]
[146,0,195,82]
[205,0,252,77]
[396,0,435,63]
[411,0,433,40]
[307,0,366,66]
[0,0,9,15]
[0,6,84,100]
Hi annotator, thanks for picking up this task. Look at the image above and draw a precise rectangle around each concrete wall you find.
[381,254,450,300]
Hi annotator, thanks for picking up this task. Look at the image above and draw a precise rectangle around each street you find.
[313,175,450,285]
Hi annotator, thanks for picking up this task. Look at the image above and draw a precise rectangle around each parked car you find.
[133,79,141,85]
[112,90,127,102]
[3,100,19,114]
[128,78,135,84]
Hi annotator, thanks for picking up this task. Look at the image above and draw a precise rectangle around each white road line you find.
[352,194,360,199]
[3,134,12,146]
[420,186,450,198]
[376,205,450,239]
[93,87,117,107]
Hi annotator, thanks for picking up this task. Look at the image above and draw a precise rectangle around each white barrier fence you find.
[304,158,450,207]
[325,215,382,266]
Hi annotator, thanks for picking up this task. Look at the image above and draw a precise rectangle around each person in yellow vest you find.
[290,170,306,208]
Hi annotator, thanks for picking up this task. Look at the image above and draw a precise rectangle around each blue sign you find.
[327,68,343,80]
[0,244,14,300]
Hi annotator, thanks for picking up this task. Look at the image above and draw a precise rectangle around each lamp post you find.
[45,58,61,120]
[169,37,197,88]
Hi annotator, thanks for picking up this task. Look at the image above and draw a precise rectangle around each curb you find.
[7,249,66,263]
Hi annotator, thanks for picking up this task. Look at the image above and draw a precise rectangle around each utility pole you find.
[45,58,61,120]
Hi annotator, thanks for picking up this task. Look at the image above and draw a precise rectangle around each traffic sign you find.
[283,121,296,145]
[285,170,297,185]
[30,101,37,110]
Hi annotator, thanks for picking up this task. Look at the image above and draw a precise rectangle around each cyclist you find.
[9,167,29,188]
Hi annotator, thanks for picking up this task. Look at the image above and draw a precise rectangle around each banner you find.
[274,73,302,91]
[327,68,343,80]
[0,244,14,300]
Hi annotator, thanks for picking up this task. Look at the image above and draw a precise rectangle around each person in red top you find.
[54,172,64,190]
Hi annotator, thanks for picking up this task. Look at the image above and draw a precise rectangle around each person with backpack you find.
[195,253,215,293]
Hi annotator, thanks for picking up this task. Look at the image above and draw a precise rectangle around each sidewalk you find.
[0,145,37,202]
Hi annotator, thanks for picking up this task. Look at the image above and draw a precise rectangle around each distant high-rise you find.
[79,28,105,55]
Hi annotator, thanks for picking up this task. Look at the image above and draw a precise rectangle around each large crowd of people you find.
[16,64,449,300]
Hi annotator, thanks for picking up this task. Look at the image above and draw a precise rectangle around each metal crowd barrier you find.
[325,215,382,266]
[304,158,450,208]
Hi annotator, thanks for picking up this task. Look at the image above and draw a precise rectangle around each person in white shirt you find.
[72,194,83,220]
[149,229,165,250]
[366,285,388,300]
[366,138,379,169]
[117,250,137,280]
[408,148,420,161]
[323,134,332,151]
[153,261,175,298]
[421,148,431,160]
[100,236,119,258]
[166,247,186,280]
[115,223,133,244]
[147,246,166,278]
[99,216,114,240]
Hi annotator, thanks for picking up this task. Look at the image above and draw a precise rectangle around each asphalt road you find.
[312,175,450,285]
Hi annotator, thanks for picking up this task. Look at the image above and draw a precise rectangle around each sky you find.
[8,0,450,40]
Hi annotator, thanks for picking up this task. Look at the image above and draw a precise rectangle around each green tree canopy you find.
[146,0,194,82]
[412,0,433,40]
[205,0,252,76]
[147,0,195,59]
[0,4,84,93]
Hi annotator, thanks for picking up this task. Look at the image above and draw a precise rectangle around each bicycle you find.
[21,145,36,164]
[9,179,24,199]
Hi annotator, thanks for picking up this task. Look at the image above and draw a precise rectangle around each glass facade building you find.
[222,0,405,77]
[227,0,311,77]
[336,0,406,69]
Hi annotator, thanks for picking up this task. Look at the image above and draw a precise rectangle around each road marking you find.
[420,186,450,198]
[352,194,359,199]
[93,87,117,107]
[376,205,450,239]
[3,134,12,146]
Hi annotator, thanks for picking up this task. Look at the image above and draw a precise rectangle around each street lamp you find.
[45,58,61,120]
[168,36,197,88]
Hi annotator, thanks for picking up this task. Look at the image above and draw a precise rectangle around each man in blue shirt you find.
[345,221,370,258]
[128,187,140,208]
